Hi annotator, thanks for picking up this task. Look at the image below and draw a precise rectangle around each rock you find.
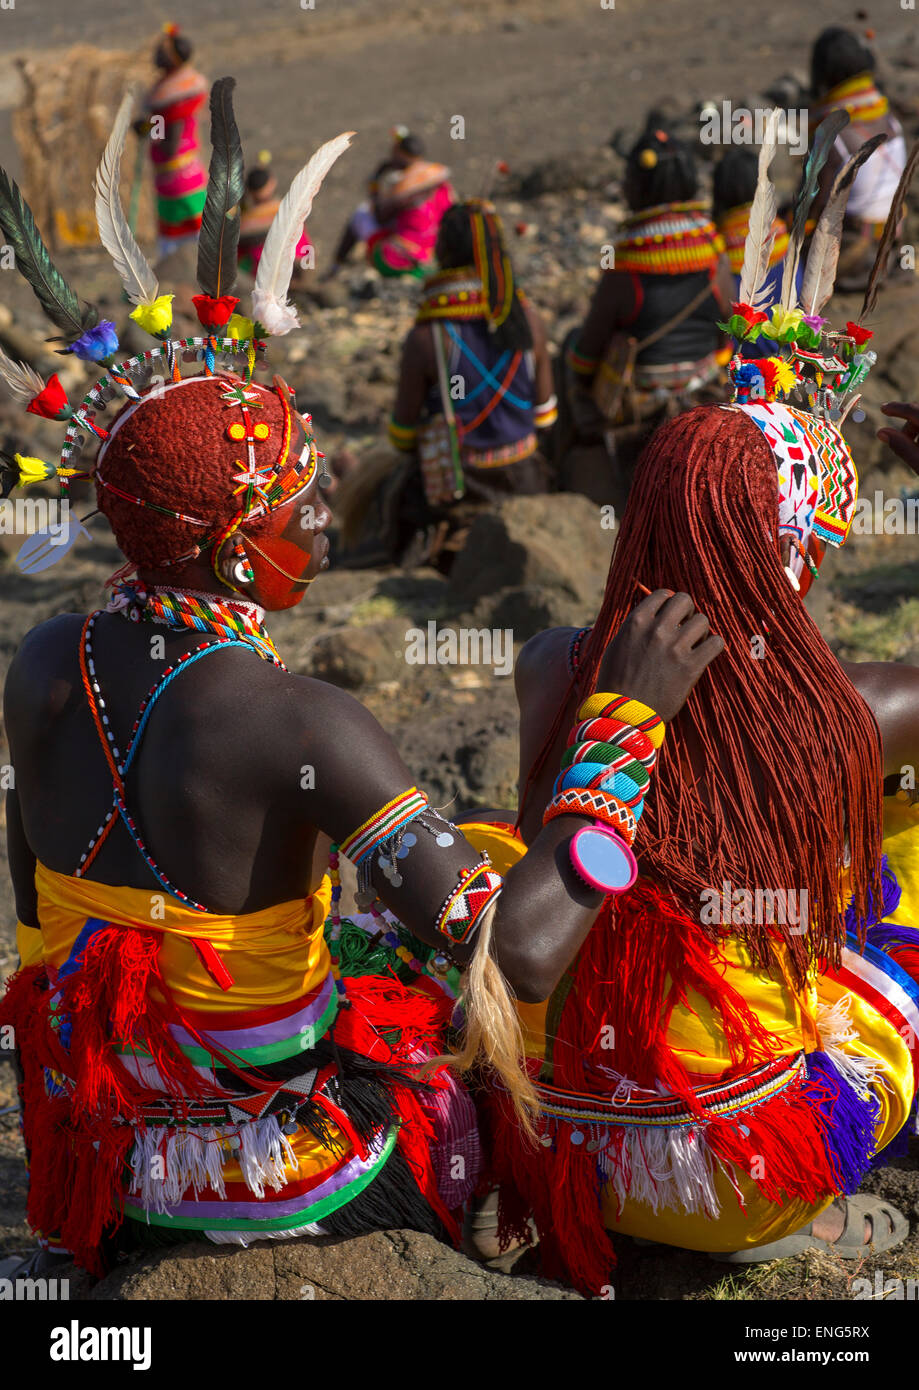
[304,616,409,689]
[393,694,520,812]
[509,146,617,200]
[449,492,613,616]
[72,1229,581,1301]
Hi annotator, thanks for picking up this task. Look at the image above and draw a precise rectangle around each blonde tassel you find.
[426,898,539,1139]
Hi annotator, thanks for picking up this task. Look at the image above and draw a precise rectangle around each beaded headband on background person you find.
[718,107,919,584]
[0,76,353,596]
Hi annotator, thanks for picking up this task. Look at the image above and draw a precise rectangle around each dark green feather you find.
[197,77,245,299]
[780,108,850,308]
[0,170,97,339]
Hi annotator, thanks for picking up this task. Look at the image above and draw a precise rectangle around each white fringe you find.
[816,996,890,1098]
[597,1123,722,1220]
[128,1115,299,1215]
[204,1223,325,1246]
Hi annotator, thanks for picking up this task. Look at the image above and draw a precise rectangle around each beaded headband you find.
[0,76,353,583]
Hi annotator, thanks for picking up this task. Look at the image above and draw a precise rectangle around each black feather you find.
[196,77,245,299]
[0,170,97,339]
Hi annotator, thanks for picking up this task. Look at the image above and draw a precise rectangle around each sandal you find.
[710,1195,909,1263]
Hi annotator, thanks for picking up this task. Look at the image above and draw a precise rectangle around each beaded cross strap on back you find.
[75,610,282,911]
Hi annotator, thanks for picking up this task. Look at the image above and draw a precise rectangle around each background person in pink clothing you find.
[137,23,209,259]
[237,153,312,283]
[327,128,454,280]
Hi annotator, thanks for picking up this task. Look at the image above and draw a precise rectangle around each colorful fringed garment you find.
[367,165,454,279]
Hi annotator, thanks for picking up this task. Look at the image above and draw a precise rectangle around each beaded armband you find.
[533,394,559,430]
[543,692,666,854]
[576,694,665,748]
[388,416,418,452]
[340,788,430,867]
[544,788,638,845]
[566,341,600,378]
[435,859,503,951]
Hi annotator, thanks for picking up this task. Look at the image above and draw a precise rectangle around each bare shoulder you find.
[515,627,579,702]
[5,613,86,702]
[401,320,435,367]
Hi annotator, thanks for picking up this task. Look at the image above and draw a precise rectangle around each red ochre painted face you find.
[244,418,331,611]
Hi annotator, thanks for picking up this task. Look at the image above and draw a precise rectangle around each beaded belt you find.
[533,1051,805,1131]
[125,1066,322,1129]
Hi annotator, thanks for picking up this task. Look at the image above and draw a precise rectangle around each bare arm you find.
[302,591,722,1002]
[4,668,38,928]
[391,324,435,429]
[574,271,639,367]
[522,299,555,408]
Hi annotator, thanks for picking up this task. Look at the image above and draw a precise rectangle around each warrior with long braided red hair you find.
[478,400,919,1294]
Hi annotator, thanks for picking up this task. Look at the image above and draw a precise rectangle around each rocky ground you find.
[1,0,919,1302]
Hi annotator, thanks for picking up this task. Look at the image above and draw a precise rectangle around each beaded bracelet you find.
[340,787,429,866]
[576,694,665,748]
[567,718,657,767]
[544,787,638,845]
[434,858,504,950]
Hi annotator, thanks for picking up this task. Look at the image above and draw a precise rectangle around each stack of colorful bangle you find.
[544,693,665,883]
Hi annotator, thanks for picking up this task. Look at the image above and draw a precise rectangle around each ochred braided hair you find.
[522,404,882,986]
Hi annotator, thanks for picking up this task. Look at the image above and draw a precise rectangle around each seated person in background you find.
[383,199,557,568]
[237,152,312,282]
[559,123,734,514]
[808,25,907,292]
[328,128,453,281]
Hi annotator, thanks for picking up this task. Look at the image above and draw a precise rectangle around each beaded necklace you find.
[107,580,286,667]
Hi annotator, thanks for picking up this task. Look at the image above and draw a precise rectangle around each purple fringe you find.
[865,922,919,954]
[845,855,902,937]
[871,1092,919,1169]
[806,1051,880,1196]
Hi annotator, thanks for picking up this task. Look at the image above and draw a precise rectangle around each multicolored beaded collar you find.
[106,580,285,666]
[416,267,488,322]
[612,201,721,276]
[816,72,890,125]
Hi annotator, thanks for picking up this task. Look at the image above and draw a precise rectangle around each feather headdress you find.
[724,111,892,429]
[94,89,160,311]
[0,75,349,581]
[0,169,99,345]
[859,137,919,323]
[737,108,781,311]
[197,77,245,301]
[800,133,887,317]
[252,132,354,335]
[779,108,849,311]
[0,345,45,405]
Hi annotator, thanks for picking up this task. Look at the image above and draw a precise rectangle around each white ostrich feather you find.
[0,345,44,403]
[94,89,159,307]
[252,131,354,335]
[737,108,780,311]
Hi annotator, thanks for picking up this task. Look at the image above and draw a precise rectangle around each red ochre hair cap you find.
[95,374,290,570]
